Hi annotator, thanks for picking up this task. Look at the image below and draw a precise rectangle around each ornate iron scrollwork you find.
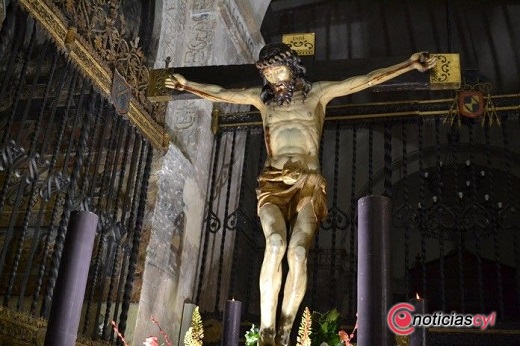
[0,140,25,172]
[393,202,419,229]
[497,203,520,230]
[225,208,252,232]
[207,211,221,233]
[321,206,350,231]
[460,202,493,234]
[52,0,149,109]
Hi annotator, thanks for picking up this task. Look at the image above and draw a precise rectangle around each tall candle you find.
[409,293,427,346]
[222,299,242,346]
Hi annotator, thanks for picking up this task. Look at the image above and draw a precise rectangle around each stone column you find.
[132,1,268,344]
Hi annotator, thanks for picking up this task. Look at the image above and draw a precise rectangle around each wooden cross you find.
[147,54,460,102]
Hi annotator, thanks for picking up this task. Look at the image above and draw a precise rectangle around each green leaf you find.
[324,308,340,322]
[320,322,329,334]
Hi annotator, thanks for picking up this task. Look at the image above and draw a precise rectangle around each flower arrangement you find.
[308,308,357,346]
[112,306,356,346]
[244,307,357,346]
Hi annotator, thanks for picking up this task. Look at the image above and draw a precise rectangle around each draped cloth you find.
[256,167,328,222]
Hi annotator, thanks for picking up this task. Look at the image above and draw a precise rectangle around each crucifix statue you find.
[164,43,435,346]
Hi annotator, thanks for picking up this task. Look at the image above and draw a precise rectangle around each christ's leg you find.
[276,203,317,346]
[258,204,287,346]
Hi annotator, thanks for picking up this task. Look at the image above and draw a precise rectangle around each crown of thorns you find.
[255,43,298,69]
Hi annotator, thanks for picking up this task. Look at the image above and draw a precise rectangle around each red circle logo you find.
[387,303,416,335]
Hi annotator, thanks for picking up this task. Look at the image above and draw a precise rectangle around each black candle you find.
[409,294,427,346]
[357,196,393,346]
[44,211,99,346]
[222,299,242,346]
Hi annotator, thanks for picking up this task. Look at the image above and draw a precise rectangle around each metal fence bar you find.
[118,140,153,338]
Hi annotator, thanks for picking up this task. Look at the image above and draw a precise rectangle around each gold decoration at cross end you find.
[430,53,461,90]
[147,67,177,102]
[282,33,316,56]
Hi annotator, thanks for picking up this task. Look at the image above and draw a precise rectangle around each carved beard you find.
[270,80,296,106]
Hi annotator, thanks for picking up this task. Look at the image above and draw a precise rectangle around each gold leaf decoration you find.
[51,0,154,118]
[18,0,171,150]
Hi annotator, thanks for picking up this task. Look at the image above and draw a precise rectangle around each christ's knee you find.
[265,233,286,257]
[287,245,307,268]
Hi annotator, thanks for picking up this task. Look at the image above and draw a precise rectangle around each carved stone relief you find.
[147,144,192,276]
[154,0,188,68]
[167,100,213,191]
[184,0,217,65]
[218,0,265,61]
[133,144,195,344]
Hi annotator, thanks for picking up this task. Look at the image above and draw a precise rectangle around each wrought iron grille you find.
[197,111,520,331]
[0,7,153,342]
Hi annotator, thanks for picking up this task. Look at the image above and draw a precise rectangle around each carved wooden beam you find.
[19,0,169,151]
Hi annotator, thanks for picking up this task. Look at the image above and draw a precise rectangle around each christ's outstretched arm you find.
[317,52,436,105]
[165,73,262,108]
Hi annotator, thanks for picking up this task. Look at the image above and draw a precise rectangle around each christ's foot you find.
[258,329,276,346]
[275,328,290,346]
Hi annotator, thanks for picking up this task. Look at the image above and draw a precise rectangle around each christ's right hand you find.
[165,73,187,91]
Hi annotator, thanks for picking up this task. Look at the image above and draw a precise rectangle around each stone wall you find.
[131,1,268,344]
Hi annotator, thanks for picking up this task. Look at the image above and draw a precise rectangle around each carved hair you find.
[256,43,312,105]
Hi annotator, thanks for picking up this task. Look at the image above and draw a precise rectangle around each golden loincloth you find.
[256,168,328,222]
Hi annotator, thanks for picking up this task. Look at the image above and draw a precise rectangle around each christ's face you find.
[262,65,292,85]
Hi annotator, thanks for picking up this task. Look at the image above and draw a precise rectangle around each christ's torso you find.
[259,90,325,172]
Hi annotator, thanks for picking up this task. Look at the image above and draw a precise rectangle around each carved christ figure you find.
[165,43,435,346]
